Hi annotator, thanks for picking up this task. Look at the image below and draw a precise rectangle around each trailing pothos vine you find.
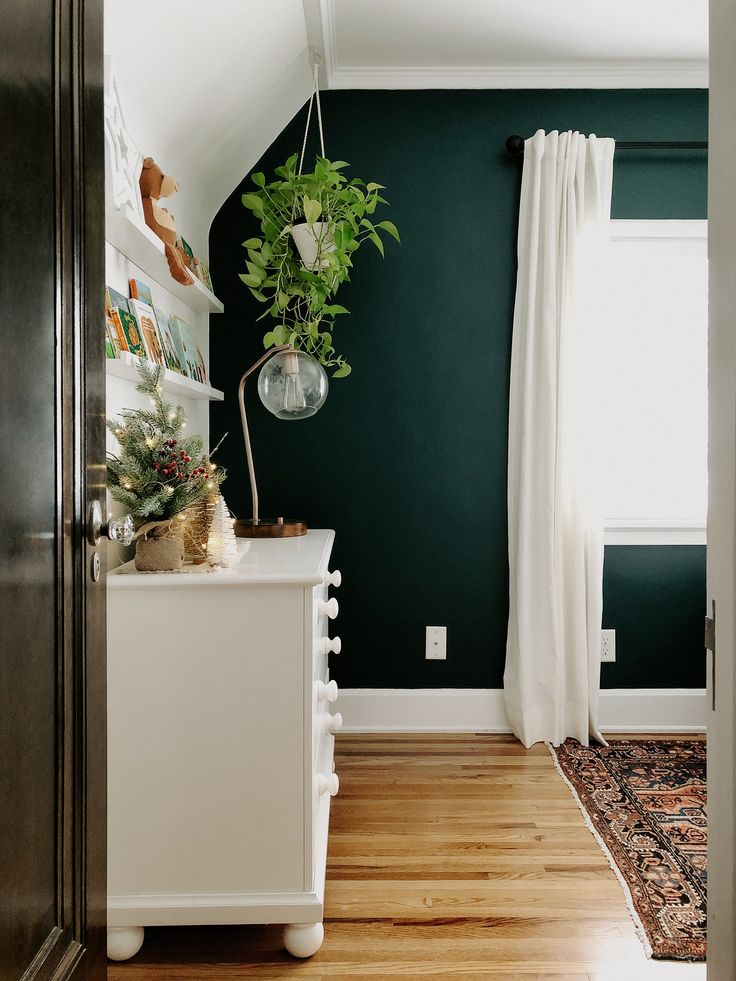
[240,153,400,378]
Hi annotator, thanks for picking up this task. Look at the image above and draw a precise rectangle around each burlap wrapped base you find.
[134,517,186,572]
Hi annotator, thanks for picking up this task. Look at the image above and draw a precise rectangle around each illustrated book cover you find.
[117,308,146,358]
[128,277,154,307]
[154,307,184,374]
[129,298,166,365]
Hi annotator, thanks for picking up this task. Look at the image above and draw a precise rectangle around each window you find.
[600,220,707,544]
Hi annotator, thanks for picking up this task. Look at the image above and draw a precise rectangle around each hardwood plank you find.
[108,733,706,980]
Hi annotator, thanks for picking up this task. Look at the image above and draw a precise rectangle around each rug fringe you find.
[546,742,654,960]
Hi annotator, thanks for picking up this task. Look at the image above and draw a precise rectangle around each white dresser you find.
[106,530,342,961]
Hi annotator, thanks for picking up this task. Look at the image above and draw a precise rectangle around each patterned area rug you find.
[550,739,707,961]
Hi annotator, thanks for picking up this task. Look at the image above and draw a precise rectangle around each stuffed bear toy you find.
[139,157,192,286]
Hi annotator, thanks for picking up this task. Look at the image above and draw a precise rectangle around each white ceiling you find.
[104,0,708,257]
[306,0,708,89]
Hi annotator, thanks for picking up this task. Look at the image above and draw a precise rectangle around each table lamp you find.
[234,344,328,537]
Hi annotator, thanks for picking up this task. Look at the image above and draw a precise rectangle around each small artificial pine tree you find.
[107,361,225,521]
[207,493,239,567]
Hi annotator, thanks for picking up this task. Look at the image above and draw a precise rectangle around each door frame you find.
[56,0,107,975]
[707,0,736,977]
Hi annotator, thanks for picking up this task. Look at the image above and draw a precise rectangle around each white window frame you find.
[602,219,707,547]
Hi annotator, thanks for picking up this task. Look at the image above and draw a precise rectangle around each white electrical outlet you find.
[601,629,616,662]
[426,626,447,660]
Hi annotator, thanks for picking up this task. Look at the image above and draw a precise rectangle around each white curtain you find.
[504,129,615,749]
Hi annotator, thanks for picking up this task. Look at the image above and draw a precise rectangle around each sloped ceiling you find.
[104,0,313,258]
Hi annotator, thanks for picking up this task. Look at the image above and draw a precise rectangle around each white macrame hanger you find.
[298,51,326,175]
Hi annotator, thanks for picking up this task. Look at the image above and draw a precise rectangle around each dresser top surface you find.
[107,528,335,589]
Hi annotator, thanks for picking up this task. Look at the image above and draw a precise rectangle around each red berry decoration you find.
[185,456,191,463]
[180,451,186,459]
[162,468,169,475]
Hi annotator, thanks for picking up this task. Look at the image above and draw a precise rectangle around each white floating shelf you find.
[106,352,224,402]
[106,205,224,315]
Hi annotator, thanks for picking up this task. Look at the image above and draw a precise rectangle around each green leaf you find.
[329,160,350,170]
[366,182,385,191]
[239,273,263,288]
[376,220,401,243]
[251,172,266,187]
[242,237,262,248]
[303,196,322,225]
[368,231,385,256]
[323,304,349,315]
[332,363,352,378]
[247,248,266,268]
[272,324,288,345]
[241,193,264,212]
[277,291,289,310]
[245,261,265,280]
[263,331,276,348]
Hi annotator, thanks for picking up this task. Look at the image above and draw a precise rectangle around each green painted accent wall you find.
[210,89,708,690]
[602,547,706,688]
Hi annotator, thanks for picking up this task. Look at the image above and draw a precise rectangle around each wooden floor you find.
[108,734,706,980]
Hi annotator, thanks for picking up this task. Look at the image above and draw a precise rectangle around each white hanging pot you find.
[290,221,335,270]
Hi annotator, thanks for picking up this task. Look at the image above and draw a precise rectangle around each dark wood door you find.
[0,1,106,979]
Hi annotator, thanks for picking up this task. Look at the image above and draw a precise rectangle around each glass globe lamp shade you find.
[257,349,328,420]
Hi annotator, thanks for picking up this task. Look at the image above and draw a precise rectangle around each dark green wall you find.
[210,89,708,690]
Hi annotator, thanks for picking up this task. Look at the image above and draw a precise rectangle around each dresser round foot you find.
[283,921,324,957]
[107,926,145,961]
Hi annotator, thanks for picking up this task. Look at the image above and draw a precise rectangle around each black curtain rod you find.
[505,134,708,157]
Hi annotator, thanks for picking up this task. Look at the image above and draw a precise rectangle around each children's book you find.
[169,315,207,383]
[128,278,153,307]
[117,309,146,358]
[106,285,130,314]
[194,258,213,292]
[154,307,183,373]
[104,317,117,359]
[108,308,129,353]
[129,298,165,365]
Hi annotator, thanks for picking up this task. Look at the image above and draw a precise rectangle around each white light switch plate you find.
[601,629,616,662]
[426,626,447,660]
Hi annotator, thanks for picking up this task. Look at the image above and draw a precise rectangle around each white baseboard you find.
[337,688,707,734]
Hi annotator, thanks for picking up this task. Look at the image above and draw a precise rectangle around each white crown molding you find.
[304,1,708,90]
[325,62,709,91]
[337,688,707,733]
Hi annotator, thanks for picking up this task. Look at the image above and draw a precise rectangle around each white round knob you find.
[324,569,342,588]
[321,636,342,656]
[317,772,339,796]
[317,680,338,703]
[318,597,338,620]
[322,711,343,734]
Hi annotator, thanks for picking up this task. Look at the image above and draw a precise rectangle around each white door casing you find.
[707,1,736,977]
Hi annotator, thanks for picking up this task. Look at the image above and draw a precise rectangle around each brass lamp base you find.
[234,517,307,538]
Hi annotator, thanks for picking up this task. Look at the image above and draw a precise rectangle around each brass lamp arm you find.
[238,344,293,524]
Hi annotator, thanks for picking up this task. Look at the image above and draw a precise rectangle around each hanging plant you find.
[239,63,399,378]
